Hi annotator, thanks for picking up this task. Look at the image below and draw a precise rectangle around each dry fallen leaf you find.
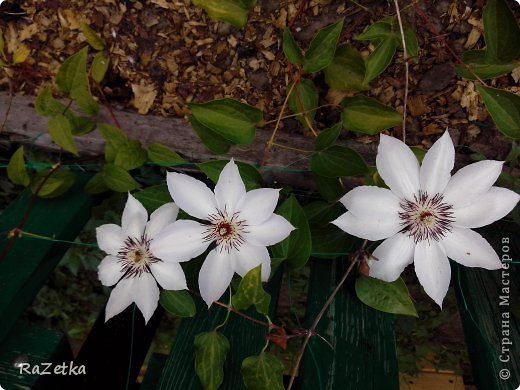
[131,82,158,115]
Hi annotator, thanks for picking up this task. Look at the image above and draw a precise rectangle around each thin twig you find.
[287,244,366,390]
[393,0,409,143]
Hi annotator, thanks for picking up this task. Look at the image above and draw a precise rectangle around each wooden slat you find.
[0,175,95,343]
[299,259,400,390]
[454,223,520,390]
[156,271,283,390]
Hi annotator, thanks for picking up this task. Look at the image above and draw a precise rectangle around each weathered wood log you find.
[0,92,377,189]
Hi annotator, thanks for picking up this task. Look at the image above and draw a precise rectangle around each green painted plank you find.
[0,323,73,389]
[0,175,94,343]
[454,223,520,390]
[156,271,283,390]
[300,259,399,390]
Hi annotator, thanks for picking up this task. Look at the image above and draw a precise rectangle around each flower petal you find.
[420,131,454,194]
[150,220,210,263]
[96,224,125,255]
[122,193,148,238]
[376,134,420,200]
[232,242,271,281]
[414,240,451,308]
[443,160,504,208]
[166,172,217,220]
[239,188,281,225]
[150,261,188,290]
[453,187,520,228]
[246,214,295,247]
[105,277,134,322]
[369,233,415,282]
[198,249,234,306]
[214,159,246,214]
[441,227,501,269]
[132,273,160,324]
[331,211,401,241]
[146,203,179,238]
[339,186,401,220]
[98,255,123,286]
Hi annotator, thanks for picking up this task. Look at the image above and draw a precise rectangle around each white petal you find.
[453,187,520,228]
[376,134,420,200]
[96,224,125,255]
[150,261,188,290]
[232,242,271,281]
[331,211,401,241]
[339,186,401,220]
[214,159,246,213]
[246,214,295,247]
[98,255,123,286]
[122,193,148,238]
[132,273,160,324]
[440,227,501,269]
[105,277,134,322]
[166,172,217,220]
[198,249,234,306]
[239,188,281,225]
[146,203,179,238]
[443,160,504,208]
[414,240,451,308]
[150,220,210,263]
[420,131,454,194]
[369,233,415,282]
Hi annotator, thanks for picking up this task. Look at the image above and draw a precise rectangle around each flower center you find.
[117,234,159,278]
[204,209,248,252]
[399,191,454,243]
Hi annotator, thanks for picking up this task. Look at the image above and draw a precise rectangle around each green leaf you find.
[192,0,250,28]
[133,184,172,213]
[402,23,419,63]
[241,352,284,390]
[310,225,353,259]
[270,195,311,269]
[282,27,303,65]
[56,47,99,115]
[303,19,344,73]
[68,114,97,135]
[365,37,397,82]
[231,265,271,314]
[315,123,342,151]
[194,331,230,390]
[189,114,233,155]
[477,86,520,139]
[287,79,318,129]
[160,290,196,318]
[324,44,368,92]
[147,143,185,166]
[102,164,140,192]
[30,169,76,198]
[304,200,344,225]
[311,172,344,202]
[35,86,67,116]
[91,51,110,83]
[114,140,147,171]
[7,146,30,186]
[341,95,402,134]
[455,50,517,80]
[80,23,106,51]
[12,45,30,64]
[189,99,262,145]
[483,0,520,63]
[355,20,392,42]
[311,145,369,178]
[355,276,418,317]
[98,123,128,162]
[197,160,263,191]
[48,114,78,156]
[84,172,109,194]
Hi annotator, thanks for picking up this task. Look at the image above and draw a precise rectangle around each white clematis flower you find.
[332,131,519,307]
[96,194,187,323]
[150,159,295,307]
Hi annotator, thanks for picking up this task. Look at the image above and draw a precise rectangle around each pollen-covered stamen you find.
[203,209,248,253]
[117,234,160,278]
[399,191,454,243]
